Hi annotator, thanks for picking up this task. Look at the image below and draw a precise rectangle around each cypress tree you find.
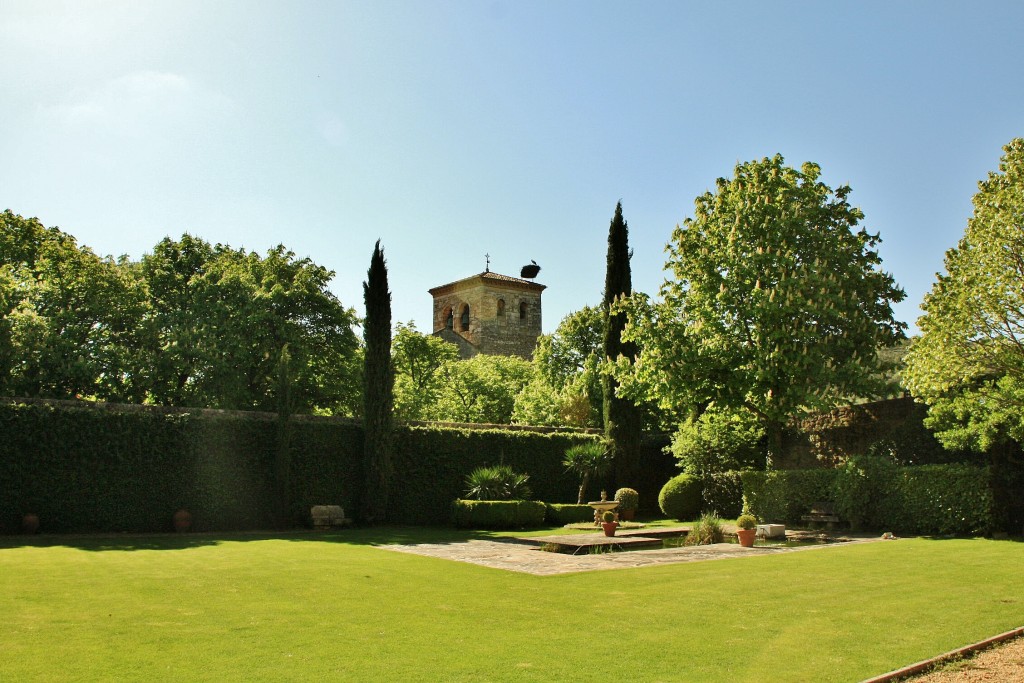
[602,202,643,489]
[275,343,293,528]
[362,240,394,522]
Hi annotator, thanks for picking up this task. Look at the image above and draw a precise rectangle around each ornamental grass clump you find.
[684,512,726,546]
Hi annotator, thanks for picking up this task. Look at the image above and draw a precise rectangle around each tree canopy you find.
[430,353,534,424]
[904,138,1024,451]
[615,155,906,463]
[0,211,361,414]
[513,306,604,428]
[392,321,460,421]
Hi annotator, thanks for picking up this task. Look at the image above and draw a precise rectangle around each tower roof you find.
[428,271,546,297]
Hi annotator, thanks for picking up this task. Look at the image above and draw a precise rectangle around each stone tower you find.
[428,270,545,359]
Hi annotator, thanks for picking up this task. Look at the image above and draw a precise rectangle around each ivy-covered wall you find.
[778,397,968,468]
[0,399,605,533]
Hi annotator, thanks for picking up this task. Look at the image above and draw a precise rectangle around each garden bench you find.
[801,501,843,529]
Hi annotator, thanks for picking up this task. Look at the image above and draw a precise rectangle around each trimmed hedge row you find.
[545,503,595,525]
[700,472,744,519]
[0,401,596,533]
[390,425,595,524]
[739,469,837,526]
[739,458,995,535]
[452,500,547,529]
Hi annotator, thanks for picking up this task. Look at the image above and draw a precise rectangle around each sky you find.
[2,1,1023,336]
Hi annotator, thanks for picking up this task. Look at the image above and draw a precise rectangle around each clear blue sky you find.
[3,1,1022,335]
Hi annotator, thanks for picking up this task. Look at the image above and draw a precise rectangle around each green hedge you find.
[894,464,993,535]
[452,500,547,529]
[0,401,594,533]
[740,469,838,525]
[390,425,594,524]
[700,472,744,518]
[0,402,365,534]
[1,401,1002,536]
[741,459,994,535]
[545,503,595,525]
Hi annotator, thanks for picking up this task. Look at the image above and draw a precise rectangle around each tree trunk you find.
[577,474,590,505]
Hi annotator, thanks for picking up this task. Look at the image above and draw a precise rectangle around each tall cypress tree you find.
[602,202,643,489]
[275,343,293,528]
[362,240,394,522]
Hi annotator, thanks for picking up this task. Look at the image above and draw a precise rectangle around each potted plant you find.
[736,513,757,547]
[614,487,639,521]
[22,512,40,534]
[173,509,192,533]
[601,510,619,537]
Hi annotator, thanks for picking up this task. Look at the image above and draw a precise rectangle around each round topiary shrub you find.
[613,487,639,511]
[659,473,702,521]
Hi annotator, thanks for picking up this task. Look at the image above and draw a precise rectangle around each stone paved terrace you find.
[380,528,881,576]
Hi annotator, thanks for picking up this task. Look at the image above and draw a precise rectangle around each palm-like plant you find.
[563,441,613,504]
[464,465,532,500]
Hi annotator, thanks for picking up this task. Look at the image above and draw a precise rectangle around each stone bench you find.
[310,505,348,530]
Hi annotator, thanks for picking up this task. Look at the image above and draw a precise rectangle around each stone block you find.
[756,523,785,539]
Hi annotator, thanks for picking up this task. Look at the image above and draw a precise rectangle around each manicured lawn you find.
[1,527,1021,682]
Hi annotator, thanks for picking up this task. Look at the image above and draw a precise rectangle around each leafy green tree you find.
[392,322,459,421]
[602,202,643,485]
[0,265,19,388]
[0,211,147,400]
[535,306,604,389]
[669,405,765,475]
[138,234,218,406]
[362,240,394,522]
[904,138,1024,451]
[139,235,360,414]
[426,354,534,424]
[513,306,604,428]
[512,359,600,427]
[615,156,906,465]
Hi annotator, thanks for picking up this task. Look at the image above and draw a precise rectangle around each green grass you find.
[1,527,1022,682]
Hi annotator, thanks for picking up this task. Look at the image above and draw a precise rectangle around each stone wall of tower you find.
[430,275,543,359]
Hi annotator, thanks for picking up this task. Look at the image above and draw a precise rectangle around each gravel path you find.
[904,636,1024,682]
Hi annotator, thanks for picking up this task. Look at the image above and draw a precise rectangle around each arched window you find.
[496,299,505,317]
[519,302,528,320]
[460,304,470,331]
[444,307,454,330]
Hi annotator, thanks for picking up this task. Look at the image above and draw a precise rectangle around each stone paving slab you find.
[511,533,664,552]
[378,535,878,576]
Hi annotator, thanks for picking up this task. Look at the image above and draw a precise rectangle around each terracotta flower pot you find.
[173,509,192,533]
[22,513,40,534]
[602,522,618,537]
[619,509,636,522]
[736,528,757,547]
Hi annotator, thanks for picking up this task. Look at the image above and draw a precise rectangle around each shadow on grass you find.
[10,518,1014,553]
[0,525,544,553]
